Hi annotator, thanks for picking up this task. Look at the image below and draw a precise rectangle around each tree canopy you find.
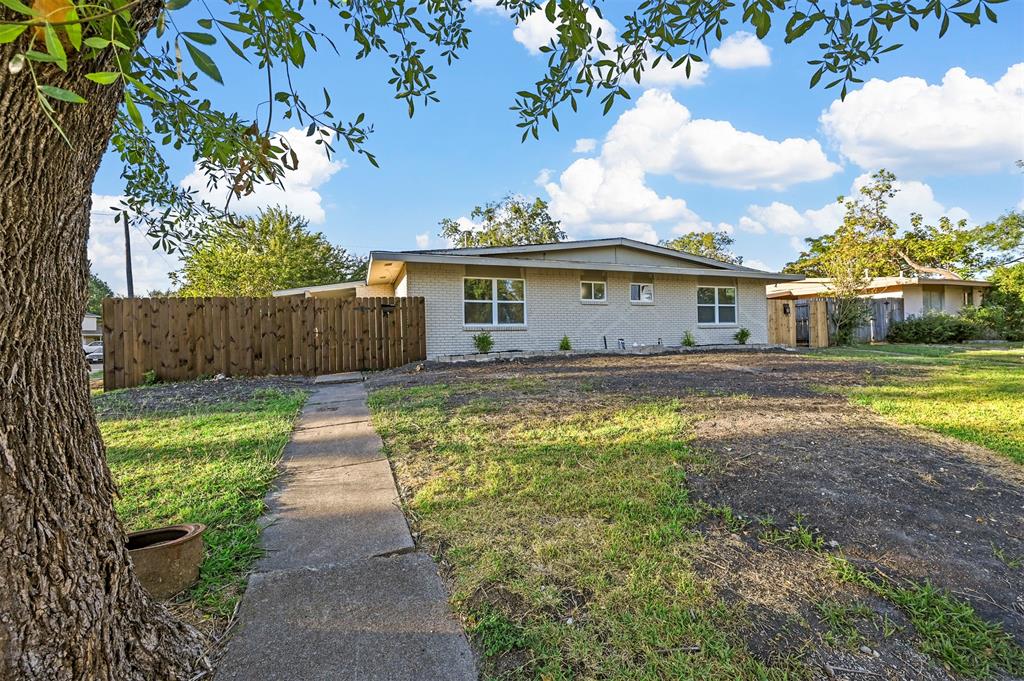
[0,0,1006,254]
[786,171,1023,280]
[170,207,366,296]
[438,195,565,248]
[86,272,114,314]
[661,231,742,264]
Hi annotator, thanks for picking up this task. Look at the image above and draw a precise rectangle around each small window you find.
[697,286,737,325]
[463,277,526,326]
[922,286,944,313]
[630,283,654,303]
[581,281,606,302]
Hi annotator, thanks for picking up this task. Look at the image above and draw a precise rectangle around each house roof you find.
[767,276,991,299]
[366,237,802,285]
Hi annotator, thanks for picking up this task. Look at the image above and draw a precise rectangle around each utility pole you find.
[124,218,134,298]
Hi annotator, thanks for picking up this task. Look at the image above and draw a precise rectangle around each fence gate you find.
[103,296,426,390]
[795,301,810,345]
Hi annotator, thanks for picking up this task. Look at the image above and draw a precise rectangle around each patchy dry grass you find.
[370,381,797,680]
[813,344,1024,463]
[98,386,306,622]
[370,361,1024,680]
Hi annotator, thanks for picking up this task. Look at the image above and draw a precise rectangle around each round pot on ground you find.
[127,523,206,600]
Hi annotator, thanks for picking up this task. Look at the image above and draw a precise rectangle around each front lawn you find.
[369,355,1024,680]
[96,383,306,621]
[813,343,1024,463]
[370,382,777,679]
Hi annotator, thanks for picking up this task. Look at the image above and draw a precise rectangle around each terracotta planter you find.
[127,523,206,599]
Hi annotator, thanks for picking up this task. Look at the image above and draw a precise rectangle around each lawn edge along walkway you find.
[216,380,476,681]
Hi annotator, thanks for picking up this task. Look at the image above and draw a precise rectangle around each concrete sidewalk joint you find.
[216,381,475,681]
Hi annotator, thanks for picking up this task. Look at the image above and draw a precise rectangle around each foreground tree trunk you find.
[0,11,205,680]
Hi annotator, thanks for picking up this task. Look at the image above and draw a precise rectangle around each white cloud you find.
[470,0,506,14]
[738,173,971,241]
[415,233,431,248]
[709,32,771,69]
[88,194,179,296]
[820,64,1024,174]
[573,138,597,153]
[179,128,344,224]
[634,55,709,88]
[513,4,615,54]
[745,258,773,271]
[542,89,840,240]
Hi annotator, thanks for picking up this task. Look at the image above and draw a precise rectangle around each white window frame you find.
[697,286,738,326]
[580,280,607,303]
[462,277,527,327]
[630,282,655,304]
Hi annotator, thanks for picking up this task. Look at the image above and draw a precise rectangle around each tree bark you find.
[0,8,205,680]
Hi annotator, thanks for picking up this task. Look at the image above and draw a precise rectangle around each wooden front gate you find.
[768,298,828,347]
[102,296,426,390]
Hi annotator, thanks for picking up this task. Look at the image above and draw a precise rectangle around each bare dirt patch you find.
[371,351,1024,676]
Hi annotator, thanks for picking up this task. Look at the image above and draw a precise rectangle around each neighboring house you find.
[766,277,990,317]
[82,313,102,345]
[276,238,801,358]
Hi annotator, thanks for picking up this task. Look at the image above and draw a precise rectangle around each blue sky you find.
[89,0,1024,294]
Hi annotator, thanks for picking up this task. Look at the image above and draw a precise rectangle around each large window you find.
[697,286,737,324]
[580,281,606,302]
[922,285,944,313]
[464,277,526,326]
[630,282,654,303]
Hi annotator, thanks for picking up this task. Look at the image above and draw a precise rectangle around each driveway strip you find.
[216,381,476,681]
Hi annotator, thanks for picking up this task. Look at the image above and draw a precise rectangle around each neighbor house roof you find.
[272,281,363,297]
[767,276,991,299]
[366,237,802,287]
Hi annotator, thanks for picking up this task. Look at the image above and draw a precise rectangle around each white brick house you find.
[276,238,802,358]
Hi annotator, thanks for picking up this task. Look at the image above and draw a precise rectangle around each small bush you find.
[682,331,696,347]
[141,370,159,386]
[733,327,751,345]
[886,313,977,344]
[472,331,494,354]
[559,335,572,351]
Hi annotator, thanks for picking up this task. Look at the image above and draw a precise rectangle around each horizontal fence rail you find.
[102,296,426,390]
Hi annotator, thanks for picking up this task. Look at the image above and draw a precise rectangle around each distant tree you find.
[439,196,565,248]
[144,288,177,298]
[661,231,742,264]
[171,208,365,296]
[86,273,114,314]
[981,263,1024,341]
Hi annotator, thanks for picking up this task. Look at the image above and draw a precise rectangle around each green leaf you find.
[544,0,557,23]
[64,11,82,50]
[24,49,61,63]
[38,84,86,103]
[44,24,67,71]
[164,0,191,9]
[0,24,27,44]
[85,71,120,84]
[182,31,216,45]
[184,41,223,83]
[84,36,111,49]
[124,90,144,130]
[0,0,34,15]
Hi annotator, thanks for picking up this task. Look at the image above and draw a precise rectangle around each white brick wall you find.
[404,262,771,358]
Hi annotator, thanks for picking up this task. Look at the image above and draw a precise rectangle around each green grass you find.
[370,382,799,680]
[98,388,306,618]
[812,344,1024,463]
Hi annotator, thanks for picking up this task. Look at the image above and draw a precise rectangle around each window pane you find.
[497,302,525,324]
[697,287,715,304]
[496,279,524,301]
[719,287,736,305]
[719,305,736,323]
[640,284,654,302]
[697,306,716,323]
[581,282,593,299]
[464,302,492,324]
[593,282,606,300]
[464,278,492,301]
[630,284,640,301]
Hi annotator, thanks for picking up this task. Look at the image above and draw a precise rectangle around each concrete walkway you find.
[217,380,476,681]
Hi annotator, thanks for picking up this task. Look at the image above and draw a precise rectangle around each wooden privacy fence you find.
[767,298,829,348]
[102,296,426,390]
